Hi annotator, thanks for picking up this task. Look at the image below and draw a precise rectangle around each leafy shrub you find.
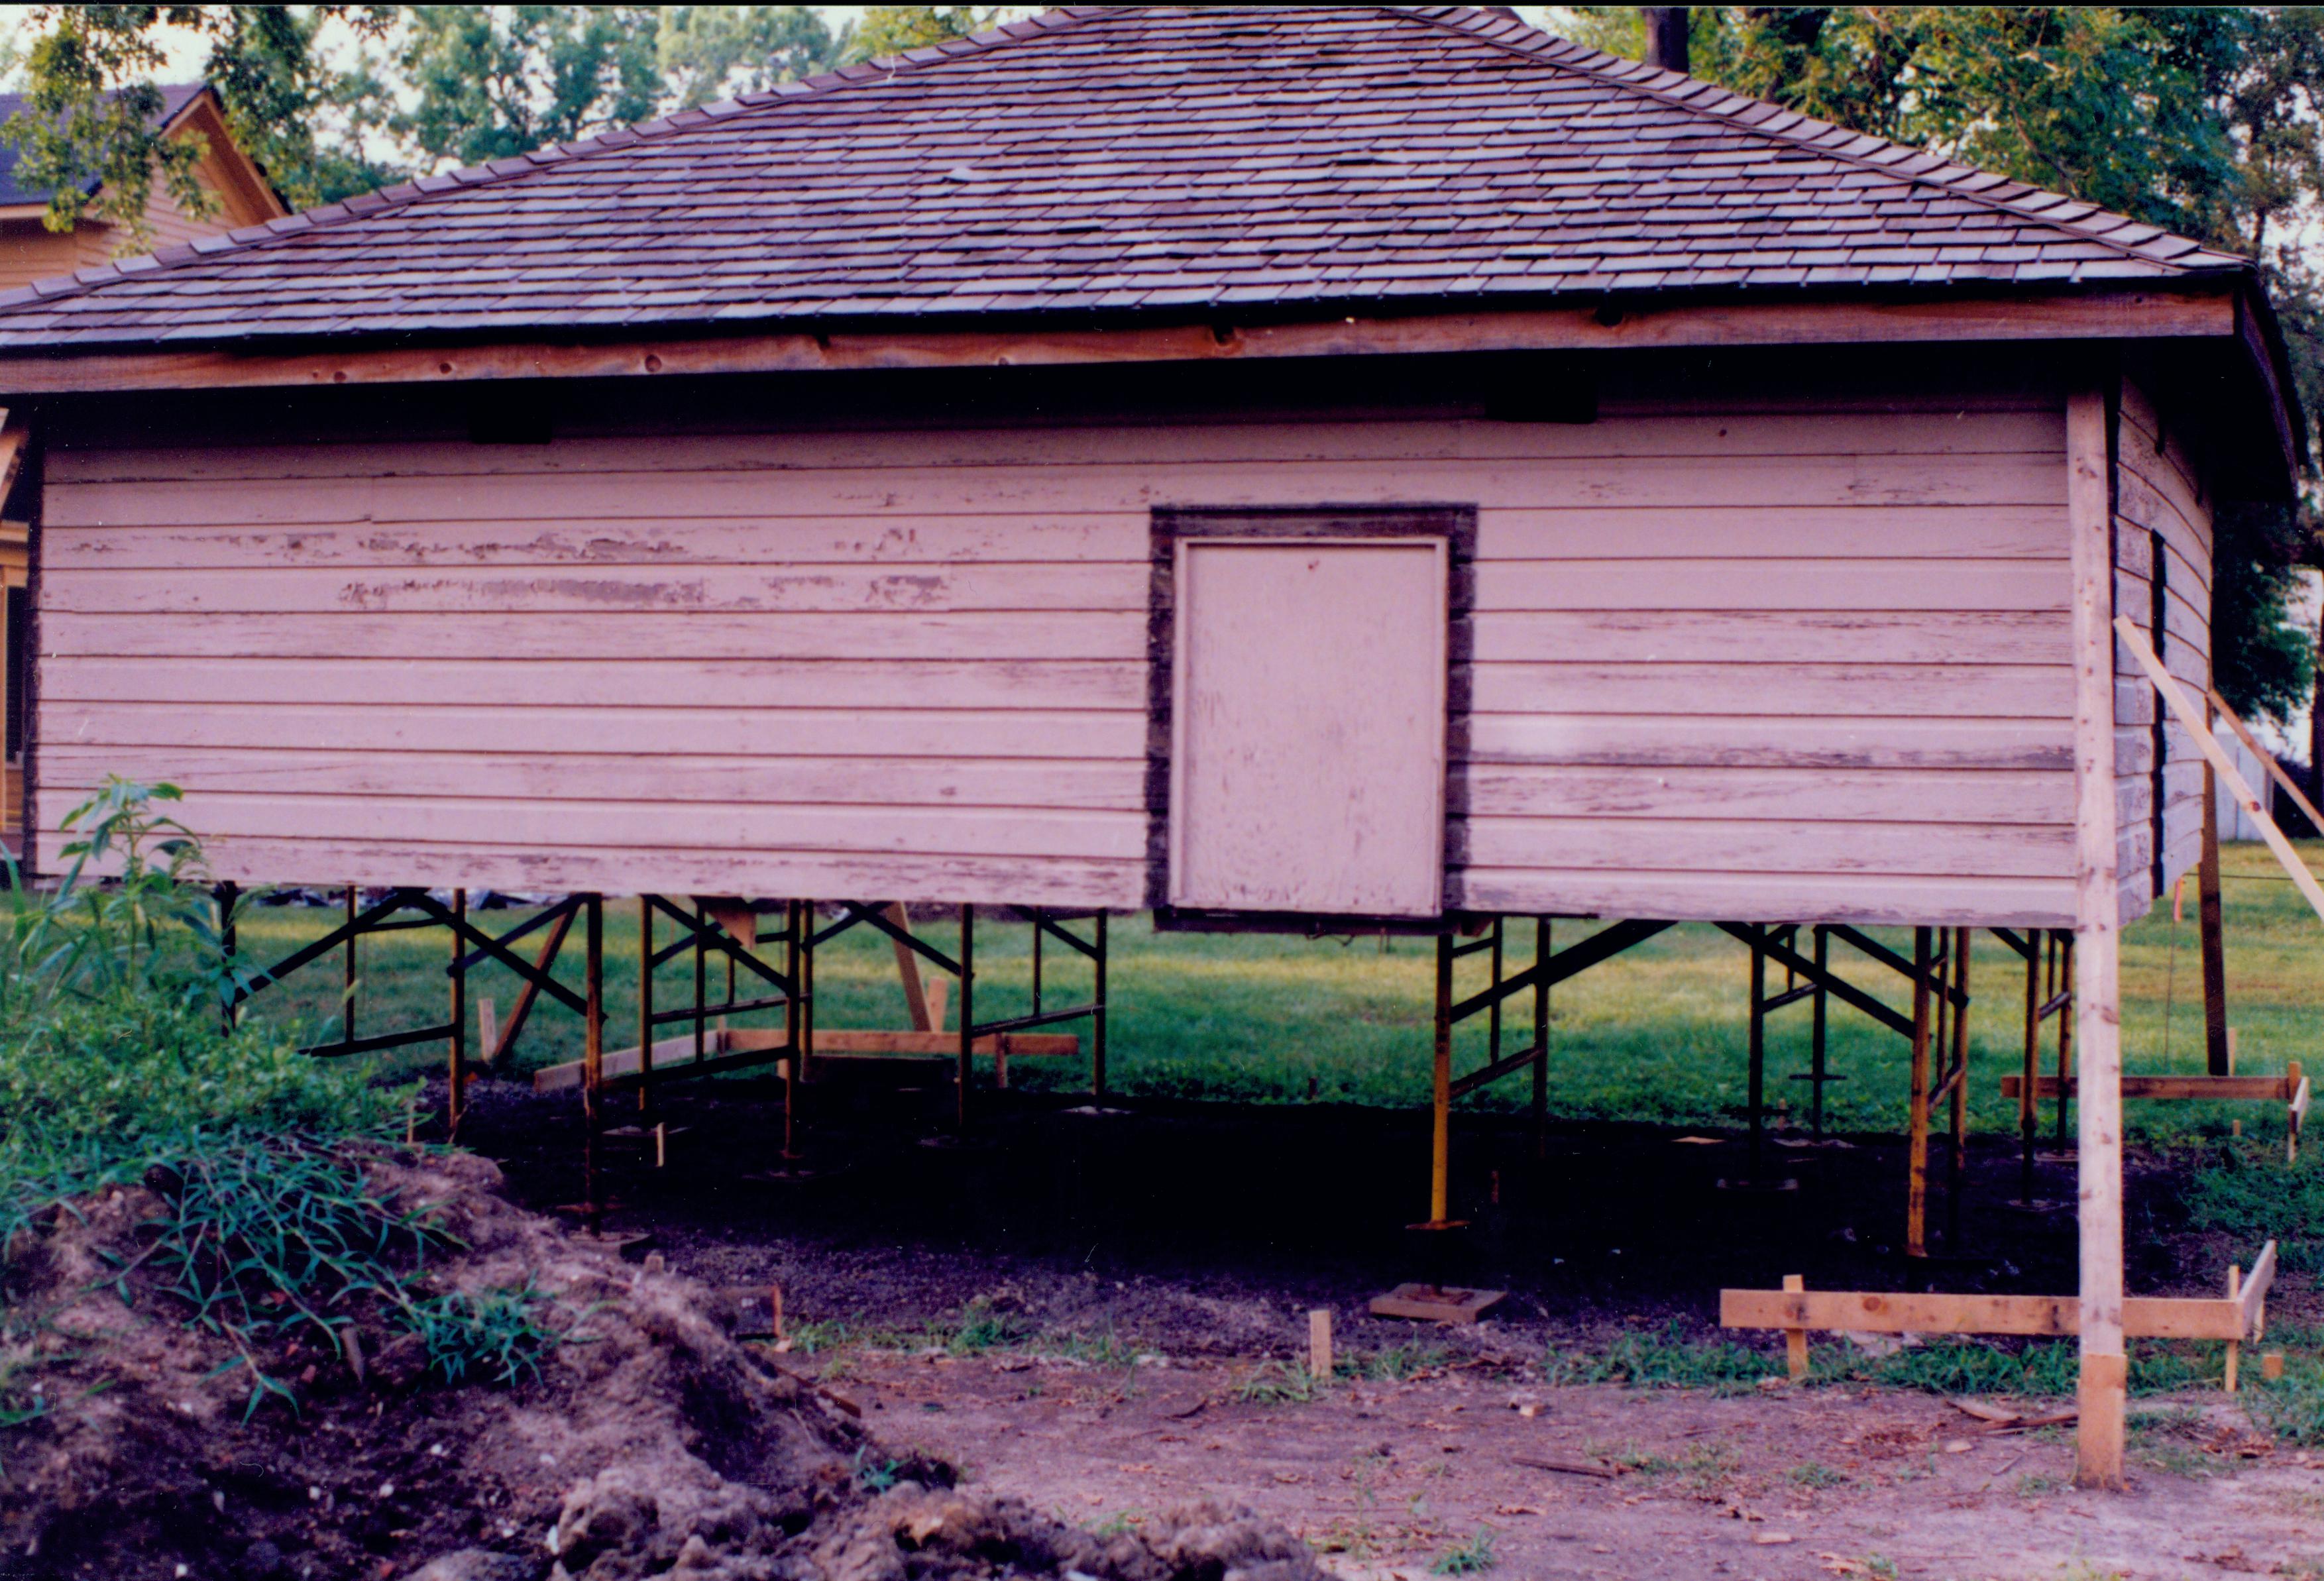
[0,782,526,1418]
[0,782,408,1240]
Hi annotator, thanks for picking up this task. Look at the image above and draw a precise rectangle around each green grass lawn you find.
[227,841,2322,1145]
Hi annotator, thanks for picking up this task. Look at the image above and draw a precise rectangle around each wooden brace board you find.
[1722,1242,2275,1348]
[2118,617,2324,924]
[1999,1067,2299,1103]
[533,1025,1078,1091]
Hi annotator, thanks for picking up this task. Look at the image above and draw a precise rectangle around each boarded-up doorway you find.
[1165,533,1449,916]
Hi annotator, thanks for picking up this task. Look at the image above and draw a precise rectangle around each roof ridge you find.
[0,6,1110,313]
[1399,4,2241,277]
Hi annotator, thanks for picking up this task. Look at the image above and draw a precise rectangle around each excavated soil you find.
[0,1144,1334,1581]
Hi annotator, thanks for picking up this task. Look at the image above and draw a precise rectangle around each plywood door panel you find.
[1170,538,1447,915]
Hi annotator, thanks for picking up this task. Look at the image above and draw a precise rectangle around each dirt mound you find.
[0,1146,1332,1581]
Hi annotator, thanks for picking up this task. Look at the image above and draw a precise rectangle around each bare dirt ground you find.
[841,1351,2321,1581]
[430,1076,2324,1581]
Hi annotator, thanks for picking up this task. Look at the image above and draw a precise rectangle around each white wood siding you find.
[2111,375,2214,924]
[36,399,2077,922]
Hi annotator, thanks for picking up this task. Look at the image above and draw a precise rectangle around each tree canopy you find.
[0,5,856,221]
[1565,5,2324,724]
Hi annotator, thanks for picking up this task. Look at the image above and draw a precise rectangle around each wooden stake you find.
[1782,1275,1808,1380]
[2262,1350,2285,1382]
[2289,1061,2307,1164]
[2070,384,2125,1489]
[771,1283,785,1344]
[1309,1309,1333,1380]
[2225,1264,2242,1394]
[476,996,498,1062]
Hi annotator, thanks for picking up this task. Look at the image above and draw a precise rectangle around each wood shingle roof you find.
[0,4,2255,351]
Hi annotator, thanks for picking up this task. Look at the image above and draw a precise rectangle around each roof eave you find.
[0,274,2258,401]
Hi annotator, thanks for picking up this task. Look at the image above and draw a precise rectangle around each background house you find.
[0,83,285,848]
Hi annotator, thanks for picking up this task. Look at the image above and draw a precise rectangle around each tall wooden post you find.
[2068,383,2125,1487]
[636,895,653,1113]
[1746,930,1767,1185]
[344,883,359,1045]
[694,900,709,1070]
[1808,924,1830,1141]
[217,881,239,1035]
[2198,700,2230,1075]
[447,889,467,1134]
[1091,910,1109,1099]
[2020,927,2041,1201]
[1428,929,1454,1226]
[783,898,802,1161]
[1906,926,1933,1258]
[956,903,974,1132]
[583,894,604,1235]
[1532,916,1550,1159]
[1948,927,1971,1246]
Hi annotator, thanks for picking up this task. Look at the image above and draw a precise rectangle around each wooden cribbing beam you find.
[533,1026,1078,1092]
[1999,1069,2299,1102]
[1724,1245,2275,1364]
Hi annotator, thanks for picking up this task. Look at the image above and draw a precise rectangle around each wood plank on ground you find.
[1999,1074,2295,1101]
[532,1026,1078,1091]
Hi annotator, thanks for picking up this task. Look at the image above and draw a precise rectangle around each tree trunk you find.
[1642,8,1690,73]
